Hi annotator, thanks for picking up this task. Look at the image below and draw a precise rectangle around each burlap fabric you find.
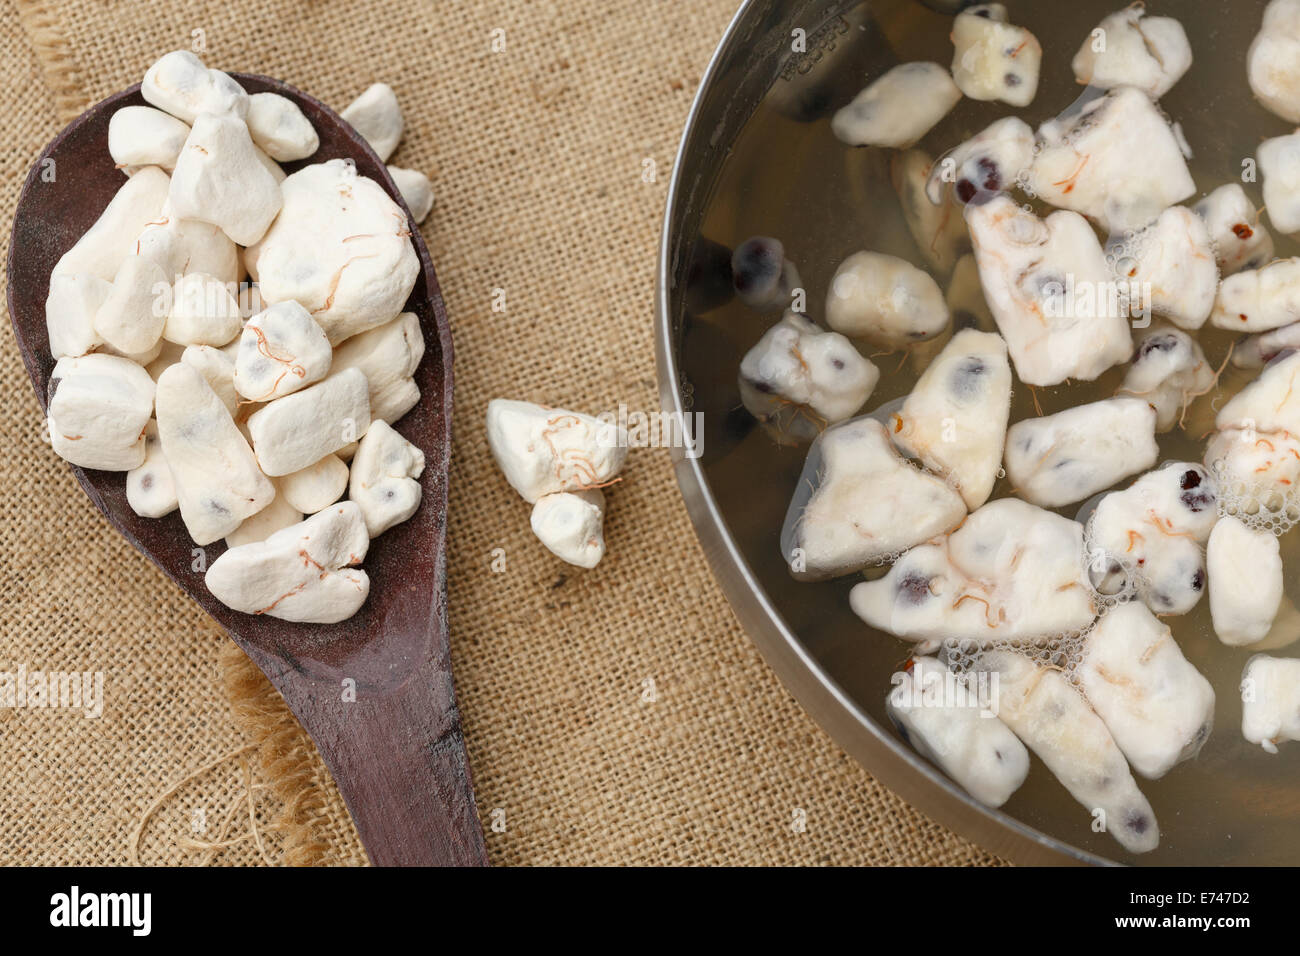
[0,0,1004,866]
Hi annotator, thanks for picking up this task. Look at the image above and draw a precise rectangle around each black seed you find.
[1191,568,1205,591]
[731,237,784,297]
[897,573,933,605]
[1004,72,1021,87]
[1125,811,1151,835]
[1180,469,1202,490]
[831,357,846,370]
[977,156,1002,191]
[951,356,989,399]
[956,178,978,203]
[1138,334,1179,360]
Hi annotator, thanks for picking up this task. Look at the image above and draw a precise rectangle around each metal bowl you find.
[656,0,1292,866]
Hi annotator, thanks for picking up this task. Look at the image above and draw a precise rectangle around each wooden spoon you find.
[6,75,488,867]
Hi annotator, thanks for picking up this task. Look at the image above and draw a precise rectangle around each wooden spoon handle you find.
[246,642,489,867]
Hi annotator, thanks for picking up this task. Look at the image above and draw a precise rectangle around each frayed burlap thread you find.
[13,0,87,122]
[219,643,366,867]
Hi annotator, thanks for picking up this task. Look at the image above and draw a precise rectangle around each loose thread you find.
[130,744,256,866]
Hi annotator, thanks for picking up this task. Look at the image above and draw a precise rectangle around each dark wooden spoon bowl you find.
[7,75,488,867]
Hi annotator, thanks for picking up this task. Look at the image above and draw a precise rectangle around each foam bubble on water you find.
[941,624,1092,688]
[938,540,1131,688]
[872,548,908,569]
[938,452,1296,690]
[1209,455,1300,537]
[1080,517,1140,607]
[1014,165,1036,197]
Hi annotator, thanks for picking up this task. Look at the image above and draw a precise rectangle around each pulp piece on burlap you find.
[2,0,1004,866]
